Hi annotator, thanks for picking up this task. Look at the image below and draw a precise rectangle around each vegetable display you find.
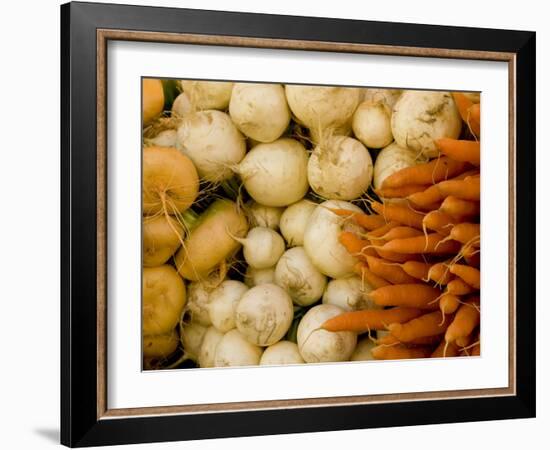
[142,79,481,370]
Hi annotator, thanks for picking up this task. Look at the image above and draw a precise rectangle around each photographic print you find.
[141,80,481,370]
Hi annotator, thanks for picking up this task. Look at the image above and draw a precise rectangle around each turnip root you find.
[279,200,316,247]
[208,280,249,332]
[229,83,291,142]
[176,110,246,182]
[143,79,164,125]
[214,329,263,367]
[143,265,186,335]
[322,276,375,311]
[373,142,421,190]
[238,138,309,207]
[246,201,284,230]
[235,283,294,346]
[198,326,224,368]
[145,129,177,148]
[303,200,362,278]
[352,100,393,149]
[350,337,376,361]
[297,304,357,363]
[143,146,199,215]
[143,330,179,359]
[392,90,462,158]
[143,215,183,267]
[180,80,233,110]
[175,199,248,281]
[234,227,285,270]
[171,92,192,118]
[307,135,373,200]
[363,88,401,109]
[285,85,361,140]
[185,282,212,326]
[244,266,276,287]
[180,321,208,362]
[260,341,305,365]
[274,247,327,306]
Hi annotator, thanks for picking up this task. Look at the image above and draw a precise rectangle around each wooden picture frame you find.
[61,1,536,447]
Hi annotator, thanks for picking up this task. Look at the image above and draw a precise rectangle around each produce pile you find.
[141,79,481,370]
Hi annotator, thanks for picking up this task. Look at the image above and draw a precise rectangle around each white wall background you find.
[0,0,545,449]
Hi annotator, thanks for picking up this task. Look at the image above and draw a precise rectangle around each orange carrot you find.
[437,176,480,201]
[469,103,481,137]
[445,299,480,343]
[388,311,452,342]
[455,333,472,349]
[378,226,424,241]
[367,221,400,238]
[376,334,441,346]
[372,344,432,360]
[427,262,453,285]
[369,284,442,309]
[452,92,480,137]
[449,223,480,247]
[321,307,424,332]
[365,255,418,285]
[471,339,481,356]
[339,232,377,258]
[439,294,460,315]
[374,248,421,263]
[445,278,476,296]
[354,263,391,289]
[376,184,430,199]
[407,169,480,208]
[370,201,425,229]
[381,156,470,189]
[378,233,461,255]
[449,264,481,289]
[435,138,480,166]
[431,339,459,358]
[407,184,443,209]
[439,196,480,220]
[423,210,458,235]
[328,208,387,231]
[401,261,431,280]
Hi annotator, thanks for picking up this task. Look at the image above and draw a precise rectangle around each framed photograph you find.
[61,1,536,447]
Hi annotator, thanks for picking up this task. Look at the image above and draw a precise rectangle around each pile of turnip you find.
[141,78,481,370]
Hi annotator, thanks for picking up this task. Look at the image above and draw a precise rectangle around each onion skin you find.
[142,79,165,125]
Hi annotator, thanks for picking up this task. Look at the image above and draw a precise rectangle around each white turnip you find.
[246,201,284,230]
[303,200,362,278]
[180,80,233,110]
[229,83,291,142]
[297,304,357,363]
[235,283,294,346]
[238,138,309,207]
[322,276,375,311]
[176,110,246,182]
[214,329,263,367]
[198,326,224,368]
[208,280,249,332]
[180,321,208,362]
[260,341,304,365]
[285,85,361,140]
[185,282,212,326]
[352,100,393,149]
[307,135,373,200]
[391,90,462,158]
[244,266,276,287]
[274,247,327,306]
[373,142,421,190]
[279,200,316,247]
[233,227,285,270]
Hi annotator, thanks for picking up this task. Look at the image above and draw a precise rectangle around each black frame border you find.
[61,2,535,447]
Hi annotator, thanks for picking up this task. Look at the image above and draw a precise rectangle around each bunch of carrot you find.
[322,93,481,360]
